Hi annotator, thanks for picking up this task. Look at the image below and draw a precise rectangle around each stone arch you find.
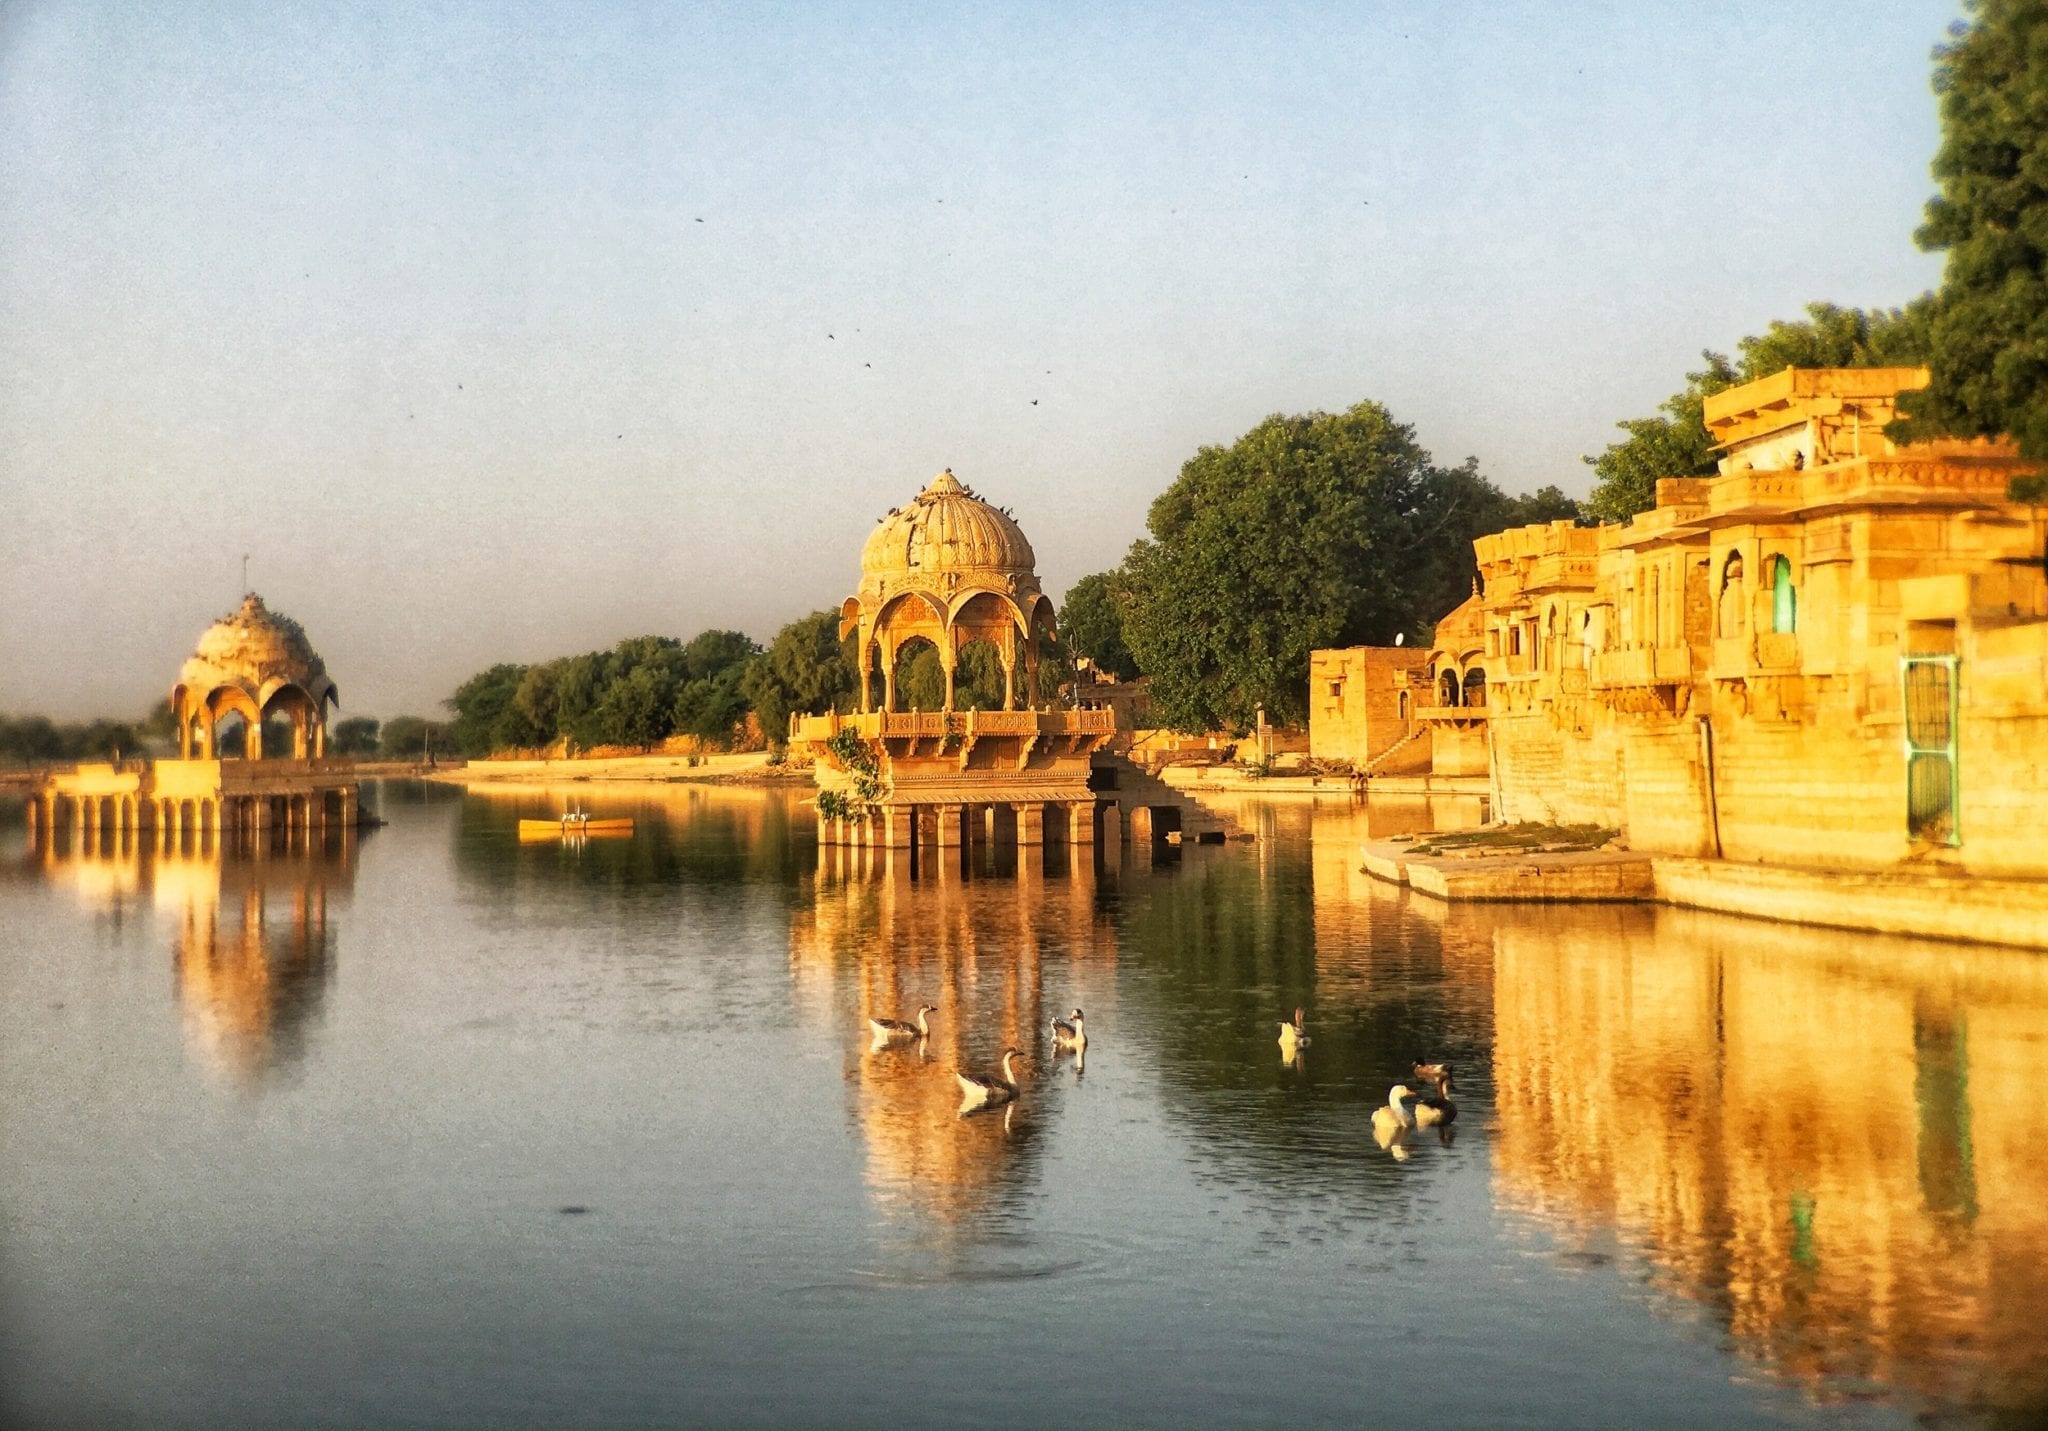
[889,634,946,712]
[1718,549,1746,639]
[261,681,326,759]
[1462,667,1487,708]
[1438,669,1461,707]
[1765,552,1798,634]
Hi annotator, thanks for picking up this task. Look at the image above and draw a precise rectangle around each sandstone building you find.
[1468,367,2046,876]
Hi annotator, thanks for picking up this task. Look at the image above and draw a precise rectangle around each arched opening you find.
[891,637,947,712]
[1718,551,1746,639]
[1397,689,1411,729]
[1438,669,1460,707]
[951,638,1009,711]
[1580,611,1596,668]
[215,711,250,760]
[262,684,322,760]
[1462,668,1486,708]
[1543,607,1558,671]
[1769,555,1797,634]
[1645,568,1662,647]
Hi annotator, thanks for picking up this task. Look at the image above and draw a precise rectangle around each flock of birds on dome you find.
[866,1001,1458,1158]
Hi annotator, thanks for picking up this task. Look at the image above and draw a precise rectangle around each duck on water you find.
[869,1004,937,1043]
[957,1049,1024,1112]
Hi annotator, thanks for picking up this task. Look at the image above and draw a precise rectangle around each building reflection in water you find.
[791,843,1108,1242]
[1491,905,2048,1417]
[30,821,352,1084]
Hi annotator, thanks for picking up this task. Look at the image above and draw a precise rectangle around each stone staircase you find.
[1088,752,1238,844]
[1362,727,1433,777]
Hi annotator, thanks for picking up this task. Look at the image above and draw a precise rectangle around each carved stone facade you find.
[798,470,1115,853]
[1468,367,2048,875]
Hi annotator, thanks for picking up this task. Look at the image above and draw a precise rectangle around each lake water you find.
[3,780,2045,1429]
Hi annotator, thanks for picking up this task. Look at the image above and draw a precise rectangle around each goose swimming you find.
[1278,1007,1309,1052]
[1370,1084,1417,1141]
[1412,1058,1450,1087]
[1413,1072,1457,1128]
[869,1004,937,1042]
[956,1048,1024,1111]
[1051,1008,1086,1049]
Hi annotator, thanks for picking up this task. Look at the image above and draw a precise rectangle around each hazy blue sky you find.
[1,1,1961,720]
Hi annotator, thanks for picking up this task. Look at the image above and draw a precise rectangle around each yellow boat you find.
[519,816,635,840]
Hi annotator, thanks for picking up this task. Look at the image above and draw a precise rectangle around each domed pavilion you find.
[799,470,1118,860]
[27,593,363,849]
[173,593,340,760]
[845,469,1058,713]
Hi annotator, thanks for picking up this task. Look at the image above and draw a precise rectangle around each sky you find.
[0,0,1963,721]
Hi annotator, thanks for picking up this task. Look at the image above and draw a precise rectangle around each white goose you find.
[956,1048,1024,1111]
[1278,1007,1309,1053]
[1371,1084,1417,1145]
[1050,1008,1087,1050]
[868,1004,937,1042]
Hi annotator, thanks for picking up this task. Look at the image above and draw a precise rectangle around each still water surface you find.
[3,782,2045,1429]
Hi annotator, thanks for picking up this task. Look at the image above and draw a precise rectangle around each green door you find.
[1902,654,1960,846]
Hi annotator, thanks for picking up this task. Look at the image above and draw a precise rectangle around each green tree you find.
[379,715,448,759]
[1585,302,1933,522]
[671,629,761,745]
[595,664,675,748]
[1894,1,2048,459]
[741,610,862,744]
[446,662,541,756]
[331,716,380,756]
[1119,400,1514,732]
[1058,570,1139,679]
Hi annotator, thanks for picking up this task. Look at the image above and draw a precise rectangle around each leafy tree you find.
[379,715,448,759]
[595,663,676,748]
[331,716,380,756]
[446,662,541,756]
[1119,400,1520,732]
[740,610,861,743]
[1059,570,1139,679]
[895,641,949,710]
[1585,302,1933,522]
[1893,0,2048,459]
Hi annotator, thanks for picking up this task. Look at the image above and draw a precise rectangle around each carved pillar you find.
[1067,801,1096,847]
[247,718,263,761]
[935,804,964,848]
[1015,803,1044,847]
[1099,801,1123,848]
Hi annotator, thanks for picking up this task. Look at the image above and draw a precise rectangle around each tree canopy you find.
[1893,0,2048,460]
[1583,302,1933,523]
[1058,570,1139,680]
[740,610,861,746]
[1116,400,1571,732]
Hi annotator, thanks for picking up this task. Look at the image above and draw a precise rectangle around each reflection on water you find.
[7,781,2048,1427]
[792,852,1104,1240]
[29,827,352,1082]
[1493,906,2048,1418]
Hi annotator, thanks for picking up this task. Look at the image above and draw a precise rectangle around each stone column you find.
[1066,801,1096,847]
[935,804,964,847]
[341,789,359,830]
[880,805,913,848]
[1099,801,1123,849]
[1015,803,1044,847]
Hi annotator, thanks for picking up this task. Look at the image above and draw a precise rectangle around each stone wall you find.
[1308,647,1430,766]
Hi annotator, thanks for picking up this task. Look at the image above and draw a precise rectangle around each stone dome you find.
[174,593,337,709]
[859,470,1038,587]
